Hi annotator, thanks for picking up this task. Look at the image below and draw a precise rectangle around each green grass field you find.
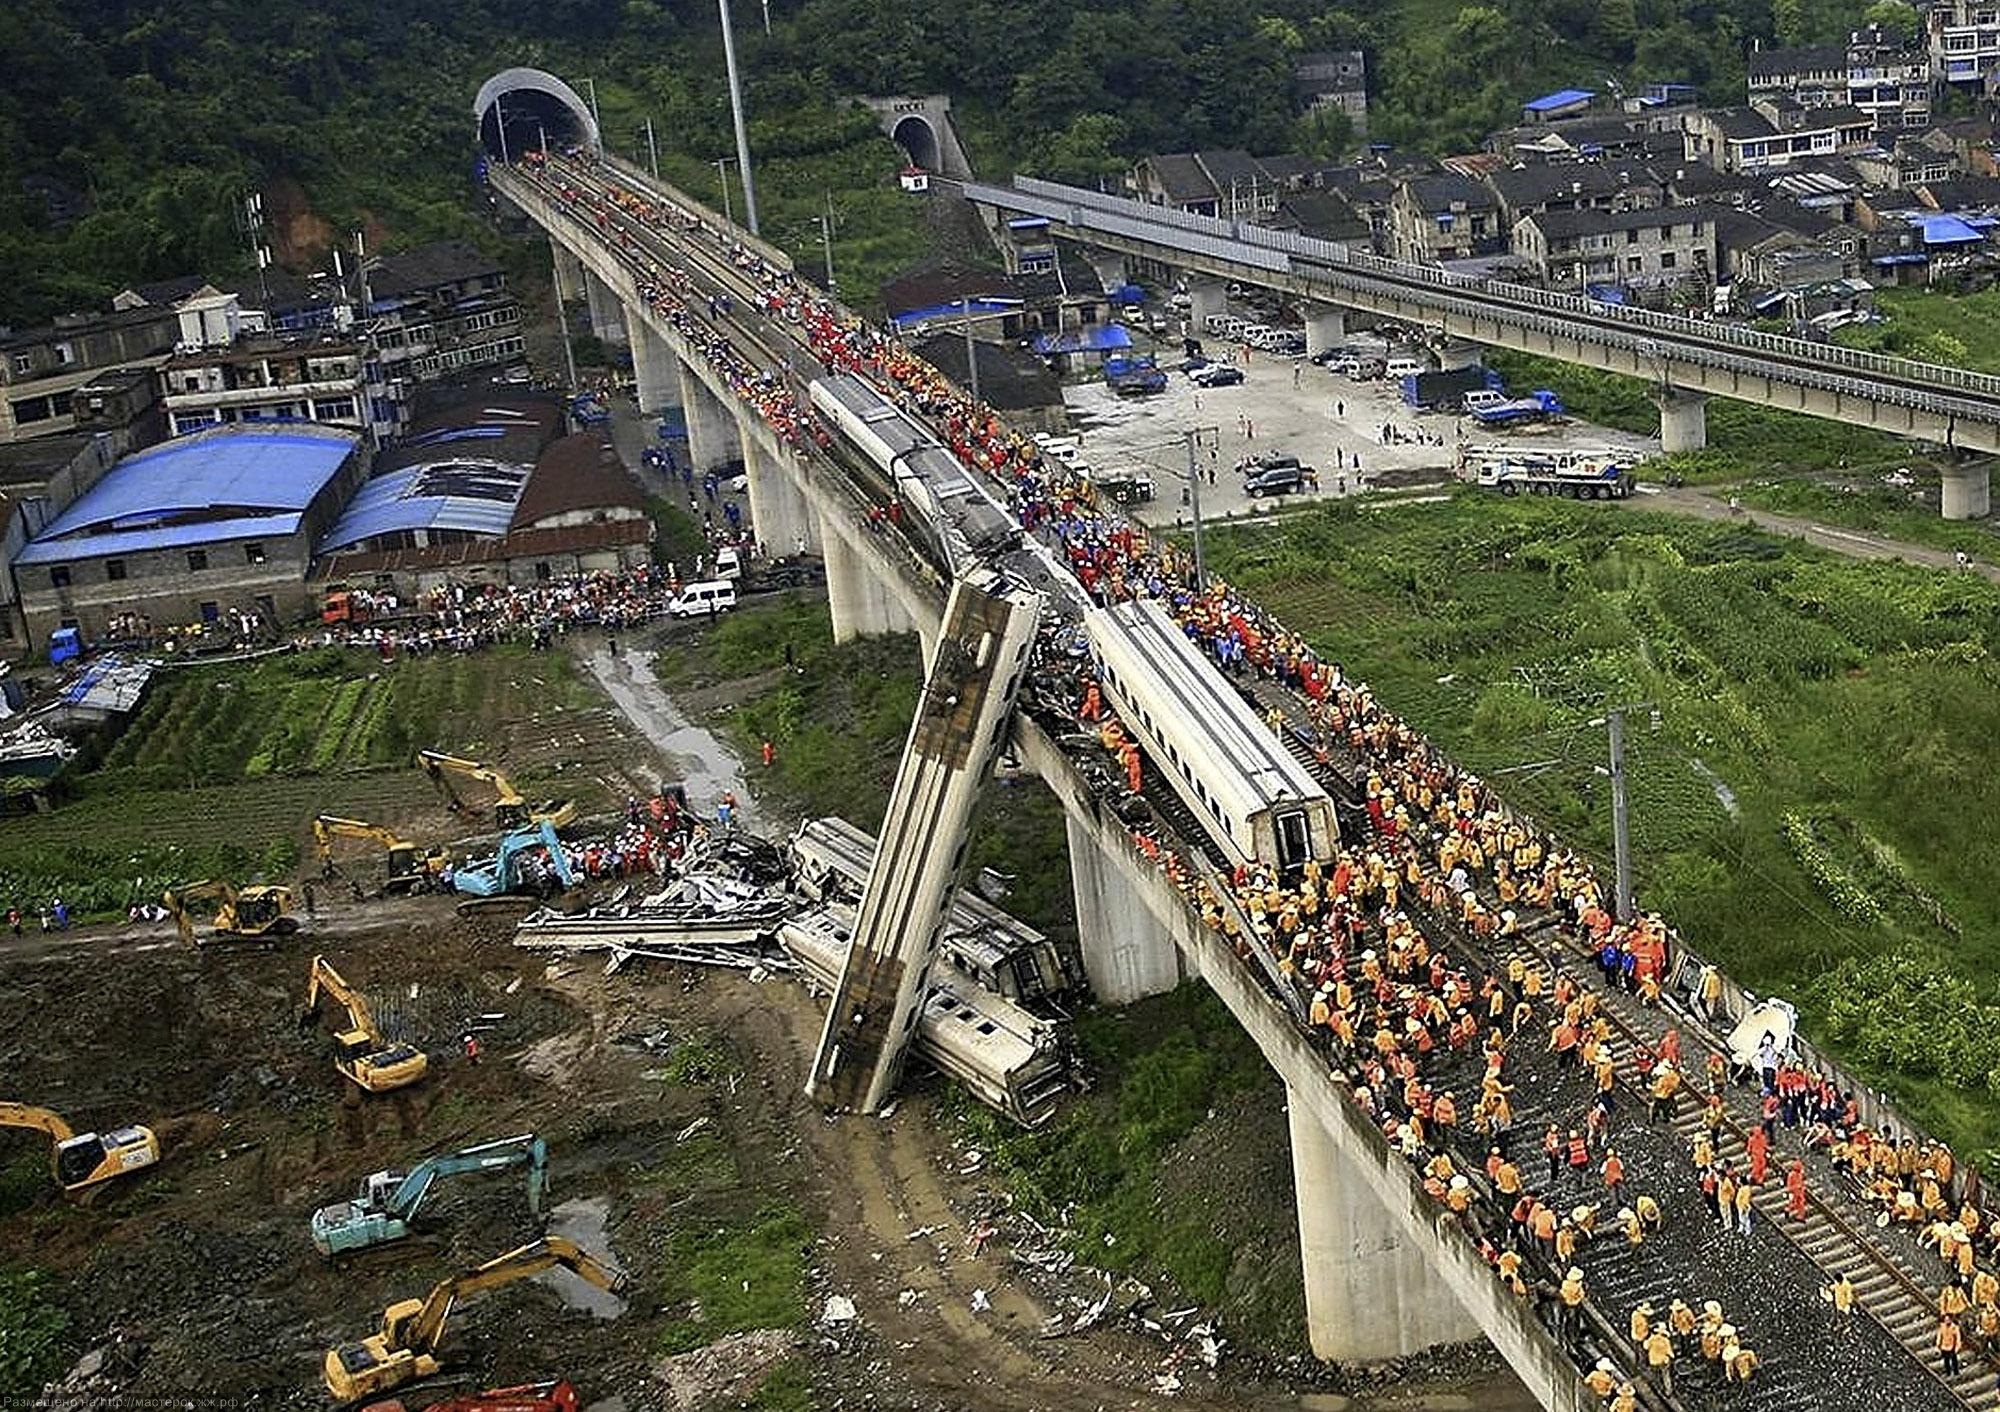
[1206,492,2000,1156]
[0,646,608,916]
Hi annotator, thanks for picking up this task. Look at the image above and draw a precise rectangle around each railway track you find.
[1224,674,1985,1410]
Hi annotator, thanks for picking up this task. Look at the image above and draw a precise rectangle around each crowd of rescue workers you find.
[294,147,1990,1405]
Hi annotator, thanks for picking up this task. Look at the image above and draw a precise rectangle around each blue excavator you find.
[449,821,575,900]
[311,1133,549,1258]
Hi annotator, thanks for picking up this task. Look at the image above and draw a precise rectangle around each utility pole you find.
[494,94,511,165]
[717,0,760,233]
[582,77,602,143]
[819,195,837,295]
[760,0,772,33]
[551,237,580,394]
[538,123,548,157]
[714,157,735,226]
[644,117,660,178]
[1608,708,1634,923]
[240,191,271,314]
[1186,426,1218,587]
[961,297,980,406]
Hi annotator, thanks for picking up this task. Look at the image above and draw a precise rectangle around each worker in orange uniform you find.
[761,738,776,769]
[1120,740,1142,795]
[1558,1266,1586,1339]
[1602,1147,1626,1197]
[1746,1124,1770,1185]
[1785,1159,1808,1222]
[1643,1324,1675,1394]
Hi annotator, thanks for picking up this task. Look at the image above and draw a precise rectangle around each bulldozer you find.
[303,955,429,1094]
[416,750,576,832]
[0,1101,159,1194]
[323,1236,626,1401]
[313,815,448,895]
[162,879,297,947]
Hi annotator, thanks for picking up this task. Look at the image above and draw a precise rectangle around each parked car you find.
[1191,364,1245,387]
[1178,355,1212,374]
[1244,462,1305,496]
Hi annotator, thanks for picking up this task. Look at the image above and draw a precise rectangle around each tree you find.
[1862,0,1919,37]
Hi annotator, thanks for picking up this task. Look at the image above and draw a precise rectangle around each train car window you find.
[1276,811,1310,868]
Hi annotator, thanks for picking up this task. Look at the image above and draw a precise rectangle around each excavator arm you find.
[327,1237,626,1399]
[162,879,234,943]
[0,1102,75,1143]
[417,750,573,831]
[303,955,427,1096]
[388,1134,549,1222]
[305,954,379,1042]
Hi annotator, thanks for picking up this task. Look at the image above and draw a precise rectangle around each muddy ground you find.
[0,627,1538,1412]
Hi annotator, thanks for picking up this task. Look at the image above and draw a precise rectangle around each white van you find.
[1385,357,1427,379]
[668,580,738,618]
[714,546,742,580]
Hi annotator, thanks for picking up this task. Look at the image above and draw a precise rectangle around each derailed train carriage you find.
[789,816,1070,1007]
[808,374,1020,574]
[779,903,1071,1127]
[1085,598,1339,876]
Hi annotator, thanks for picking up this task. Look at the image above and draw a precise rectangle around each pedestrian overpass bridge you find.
[486,121,1989,1412]
[962,176,2000,517]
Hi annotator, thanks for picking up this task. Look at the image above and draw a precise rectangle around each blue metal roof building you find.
[18,424,360,566]
[12,422,368,651]
[317,458,535,553]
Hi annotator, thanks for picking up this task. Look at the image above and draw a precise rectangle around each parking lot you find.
[1058,312,1658,532]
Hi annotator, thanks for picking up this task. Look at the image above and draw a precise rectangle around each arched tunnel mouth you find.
[893,115,941,172]
[474,69,599,161]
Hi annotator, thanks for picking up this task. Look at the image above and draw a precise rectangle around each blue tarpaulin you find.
[889,298,1020,330]
[1033,326,1133,356]
[1918,214,1985,247]
[1525,88,1595,113]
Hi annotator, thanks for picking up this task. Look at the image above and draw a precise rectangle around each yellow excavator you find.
[0,1102,159,1194]
[416,750,576,832]
[302,955,429,1094]
[322,1235,627,1401]
[162,879,298,947]
[312,815,447,895]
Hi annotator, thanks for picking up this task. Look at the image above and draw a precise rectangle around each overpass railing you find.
[982,177,2000,413]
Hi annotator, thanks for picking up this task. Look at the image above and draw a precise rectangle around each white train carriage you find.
[1085,598,1338,874]
[780,905,1069,1126]
[789,816,1069,1005]
[808,374,1019,572]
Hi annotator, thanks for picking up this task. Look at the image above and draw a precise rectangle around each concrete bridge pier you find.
[584,270,628,346]
[1288,1084,1485,1360]
[1063,808,1185,1004]
[742,434,815,554]
[630,322,678,415]
[1941,459,1991,520]
[1185,278,1228,331]
[551,242,588,342]
[822,524,914,641]
[678,364,742,472]
[1304,307,1348,358]
[1655,388,1708,454]
[1091,253,1129,295]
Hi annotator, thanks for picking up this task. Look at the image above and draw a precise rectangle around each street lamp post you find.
[961,297,980,407]
[644,118,660,178]
[1184,426,1218,587]
[582,77,602,143]
[714,157,736,226]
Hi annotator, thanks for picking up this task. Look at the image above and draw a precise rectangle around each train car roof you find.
[1087,597,1330,820]
[792,818,1052,957]
[813,375,934,456]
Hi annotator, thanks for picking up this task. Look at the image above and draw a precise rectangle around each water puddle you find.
[584,646,752,826]
[539,1195,628,1319]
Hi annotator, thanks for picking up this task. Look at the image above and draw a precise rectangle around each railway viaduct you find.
[963,176,2000,520]
[475,69,1982,1412]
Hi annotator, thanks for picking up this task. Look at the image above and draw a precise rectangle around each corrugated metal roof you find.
[16,424,356,565]
[316,458,533,553]
[1525,89,1595,113]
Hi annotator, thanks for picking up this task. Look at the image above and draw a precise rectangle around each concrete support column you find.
[678,364,742,472]
[1942,460,1991,520]
[743,436,815,555]
[1064,812,1181,1004]
[583,269,629,346]
[630,321,677,415]
[1435,338,1483,371]
[1185,278,1228,330]
[1656,388,1708,454]
[1092,253,1129,295]
[1303,306,1347,358]
[1287,1084,1483,1361]
[822,524,905,642]
[552,244,588,344]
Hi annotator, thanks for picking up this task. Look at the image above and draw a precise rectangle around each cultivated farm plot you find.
[0,647,653,915]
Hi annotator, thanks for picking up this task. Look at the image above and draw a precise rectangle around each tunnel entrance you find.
[892,114,941,172]
[473,68,600,160]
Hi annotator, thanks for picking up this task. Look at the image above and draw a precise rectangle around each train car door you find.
[1274,810,1312,875]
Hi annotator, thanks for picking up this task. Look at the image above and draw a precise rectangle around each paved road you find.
[1629,483,2000,582]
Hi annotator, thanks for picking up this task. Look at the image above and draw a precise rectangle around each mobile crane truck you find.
[323,1236,626,1401]
[303,955,429,1094]
[312,1133,549,1258]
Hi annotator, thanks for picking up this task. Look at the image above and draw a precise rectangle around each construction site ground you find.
[0,605,1539,1411]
